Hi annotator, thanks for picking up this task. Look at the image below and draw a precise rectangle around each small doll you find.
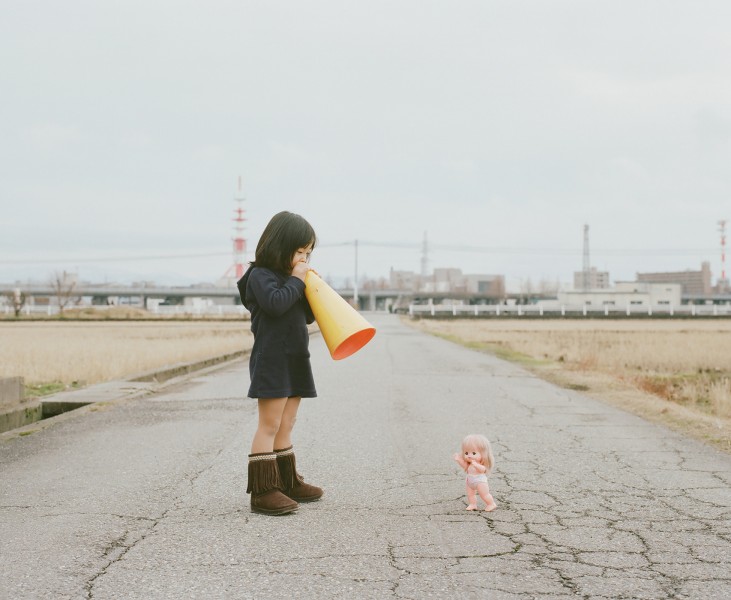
[453,434,497,512]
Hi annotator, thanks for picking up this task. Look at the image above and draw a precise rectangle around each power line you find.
[0,243,718,266]
[0,251,231,265]
[324,242,717,256]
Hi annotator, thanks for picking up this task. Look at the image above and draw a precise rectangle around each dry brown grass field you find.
[0,321,252,396]
[408,318,731,452]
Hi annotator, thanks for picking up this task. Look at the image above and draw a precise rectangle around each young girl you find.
[237,211,323,516]
[453,434,497,512]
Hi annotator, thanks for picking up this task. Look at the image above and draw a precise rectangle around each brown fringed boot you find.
[247,452,299,515]
[275,446,323,502]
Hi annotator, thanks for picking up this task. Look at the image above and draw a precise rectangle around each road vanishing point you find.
[1,314,730,599]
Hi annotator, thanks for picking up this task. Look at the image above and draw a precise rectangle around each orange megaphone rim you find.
[304,271,376,360]
[331,325,376,360]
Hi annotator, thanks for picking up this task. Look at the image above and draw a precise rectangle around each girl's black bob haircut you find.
[253,211,317,274]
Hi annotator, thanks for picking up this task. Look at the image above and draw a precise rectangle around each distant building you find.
[389,267,505,297]
[573,267,610,290]
[389,269,419,292]
[462,274,505,297]
[423,268,465,293]
[637,261,712,295]
[557,282,682,308]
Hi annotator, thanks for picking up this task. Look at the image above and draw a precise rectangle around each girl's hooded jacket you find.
[237,264,317,399]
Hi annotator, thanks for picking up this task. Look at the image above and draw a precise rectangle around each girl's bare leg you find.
[466,485,478,510]
[270,396,322,501]
[250,397,288,454]
[273,396,301,450]
[477,482,497,511]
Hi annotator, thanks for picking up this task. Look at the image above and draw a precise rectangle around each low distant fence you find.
[2,304,249,317]
[409,303,731,318]
[150,305,248,317]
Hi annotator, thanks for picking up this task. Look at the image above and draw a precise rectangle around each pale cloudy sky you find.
[1,1,730,290]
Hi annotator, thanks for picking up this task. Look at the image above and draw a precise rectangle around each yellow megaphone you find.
[305,271,376,360]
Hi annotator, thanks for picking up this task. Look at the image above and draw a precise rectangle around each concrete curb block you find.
[128,350,247,384]
[0,377,24,403]
[0,402,43,434]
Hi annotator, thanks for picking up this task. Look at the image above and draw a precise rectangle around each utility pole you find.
[420,231,429,278]
[353,239,359,308]
[582,224,591,291]
[720,219,728,289]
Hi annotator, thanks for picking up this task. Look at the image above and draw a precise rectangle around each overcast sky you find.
[2,1,730,290]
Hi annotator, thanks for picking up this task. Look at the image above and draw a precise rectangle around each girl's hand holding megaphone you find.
[292,261,311,282]
[293,261,320,282]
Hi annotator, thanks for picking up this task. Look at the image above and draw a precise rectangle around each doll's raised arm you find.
[453,453,469,471]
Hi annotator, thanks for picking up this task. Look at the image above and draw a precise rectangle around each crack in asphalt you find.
[377,408,731,599]
[479,443,731,598]
[83,445,227,599]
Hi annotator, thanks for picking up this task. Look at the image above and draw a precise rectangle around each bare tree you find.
[520,278,534,296]
[6,288,26,317]
[538,278,560,296]
[50,270,79,315]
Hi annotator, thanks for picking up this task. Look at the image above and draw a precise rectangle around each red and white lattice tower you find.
[720,219,728,286]
[224,177,247,281]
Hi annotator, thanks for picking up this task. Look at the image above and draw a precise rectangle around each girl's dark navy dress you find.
[238,265,317,399]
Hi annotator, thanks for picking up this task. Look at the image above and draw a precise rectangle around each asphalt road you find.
[1,314,731,599]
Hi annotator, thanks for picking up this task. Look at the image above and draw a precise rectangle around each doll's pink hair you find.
[461,434,495,473]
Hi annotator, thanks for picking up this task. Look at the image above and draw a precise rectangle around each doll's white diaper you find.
[466,474,488,490]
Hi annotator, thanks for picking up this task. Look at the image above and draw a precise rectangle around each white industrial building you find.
[556,281,682,309]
